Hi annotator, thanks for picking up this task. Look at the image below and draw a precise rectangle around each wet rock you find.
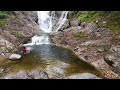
[66,73,100,79]
[9,54,21,60]
[58,29,64,32]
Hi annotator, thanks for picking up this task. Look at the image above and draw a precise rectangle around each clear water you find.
[0,45,103,78]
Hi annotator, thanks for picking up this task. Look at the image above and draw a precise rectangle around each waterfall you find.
[37,11,52,33]
[37,11,68,32]
[23,11,68,46]
[53,11,68,31]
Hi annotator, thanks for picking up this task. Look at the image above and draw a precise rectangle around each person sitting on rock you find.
[22,46,27,54]
[77,20,82,29]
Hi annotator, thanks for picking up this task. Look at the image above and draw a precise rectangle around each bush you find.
[0,11,9,19]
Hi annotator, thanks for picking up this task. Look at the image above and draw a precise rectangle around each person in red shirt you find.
[22,46,27,54]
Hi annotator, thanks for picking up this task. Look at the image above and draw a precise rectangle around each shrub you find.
[0,11,9,19]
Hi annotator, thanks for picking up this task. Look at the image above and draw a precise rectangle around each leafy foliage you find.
[69,11,120,31]
[0,11,10,19]
[0,11,11,27]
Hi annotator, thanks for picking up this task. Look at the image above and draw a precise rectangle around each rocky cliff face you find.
[0,11,39,60]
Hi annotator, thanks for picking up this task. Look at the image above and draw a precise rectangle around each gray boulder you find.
[9,54,21,60]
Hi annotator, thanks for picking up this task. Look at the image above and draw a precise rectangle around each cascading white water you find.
[23,11,68,46]
[54,11,68,31]
[37,11,52,33]
[37,11,68,32]
[23,35,50,46]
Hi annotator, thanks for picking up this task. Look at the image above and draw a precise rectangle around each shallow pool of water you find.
[0,45,103,78]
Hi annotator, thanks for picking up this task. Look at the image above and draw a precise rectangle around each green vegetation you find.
[0,19,6,27]
[0,11,10,18]
[68,11,111,23]
[72,32,86,40]
[69,11,120,32]
[0,11,11,27]
[77,11,104,23]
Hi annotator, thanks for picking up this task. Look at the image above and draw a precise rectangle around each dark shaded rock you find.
[58,29,63,32]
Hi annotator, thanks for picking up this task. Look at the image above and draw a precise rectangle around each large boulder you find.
[9,54,21,60]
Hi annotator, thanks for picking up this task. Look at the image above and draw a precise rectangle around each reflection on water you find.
[0,45,102,77]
